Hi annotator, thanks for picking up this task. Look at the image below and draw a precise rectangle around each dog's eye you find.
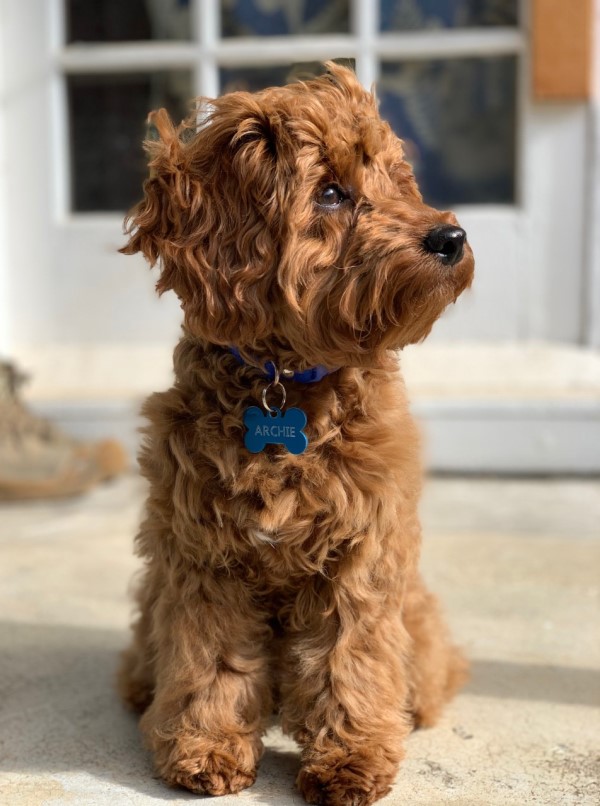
[316,185,346,207]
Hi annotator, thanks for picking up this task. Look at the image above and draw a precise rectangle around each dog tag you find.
[243,407,308,455]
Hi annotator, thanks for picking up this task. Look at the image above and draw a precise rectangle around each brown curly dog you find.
[118,62,474,806]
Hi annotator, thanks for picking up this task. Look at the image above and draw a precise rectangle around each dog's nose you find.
[423,226,466,266]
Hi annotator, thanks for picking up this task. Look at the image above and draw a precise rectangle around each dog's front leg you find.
[140,569,271,796]
[281,581,411,806]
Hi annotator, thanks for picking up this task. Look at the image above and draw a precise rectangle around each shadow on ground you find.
[1,621,598,802]
[0,621,302,803]
[465,658,600,708]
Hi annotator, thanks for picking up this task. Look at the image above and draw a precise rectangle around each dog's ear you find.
[122,94,289,345]
[172,95,288,342]
[120,108,192,269]
[195,92,288,220]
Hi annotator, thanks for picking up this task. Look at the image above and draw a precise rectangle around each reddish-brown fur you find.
[118,63,474,805]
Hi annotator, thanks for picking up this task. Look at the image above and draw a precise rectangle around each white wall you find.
[588,0,600,347]
[0,0,182,366]
[1,0,55,357]
[0,0,10,355]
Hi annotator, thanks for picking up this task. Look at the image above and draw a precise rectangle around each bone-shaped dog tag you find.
[243,407,308,455]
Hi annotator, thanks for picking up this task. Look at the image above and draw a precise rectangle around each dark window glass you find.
[221,0,350,37]
[380,0,518,31]
[379,57,517,206]
[220,65,294,94]
[66,0,192,43]
[219,61,354,93]
[68,71,193,212]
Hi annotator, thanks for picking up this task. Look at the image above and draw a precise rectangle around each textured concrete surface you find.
[1,476,599,805]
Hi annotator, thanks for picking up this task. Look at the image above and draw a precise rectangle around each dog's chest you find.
[232,431,407,579]
[186,364,417,578]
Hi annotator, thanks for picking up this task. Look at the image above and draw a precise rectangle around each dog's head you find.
[122,62,474,368]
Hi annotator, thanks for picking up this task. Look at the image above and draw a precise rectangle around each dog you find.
[118,62,474,806]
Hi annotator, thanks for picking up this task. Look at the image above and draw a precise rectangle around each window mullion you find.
[353,0,378,89]
[58,42,197,73]
[198,0,219,98]
[376,28,524,60]
[213,36,356,66]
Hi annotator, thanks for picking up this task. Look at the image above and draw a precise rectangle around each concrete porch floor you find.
[0,476,599,806]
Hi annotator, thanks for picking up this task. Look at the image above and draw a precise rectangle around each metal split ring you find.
[261,366,287,414]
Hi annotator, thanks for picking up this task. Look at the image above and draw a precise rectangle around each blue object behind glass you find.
[380,0,518,31]
[379,56,517,206]
[222,0,350,37]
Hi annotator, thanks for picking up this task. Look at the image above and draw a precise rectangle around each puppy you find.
[119,62,474,806]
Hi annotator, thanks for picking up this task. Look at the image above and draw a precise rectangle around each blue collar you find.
[229,347,334,384]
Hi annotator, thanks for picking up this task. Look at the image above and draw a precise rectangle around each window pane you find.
[380,0,518,31]
[379,57,517,206]
[221,0,350,37]
[220,65,293,94]
[68,72,193,212]
[219,61,355,93]
[66,0,192,43]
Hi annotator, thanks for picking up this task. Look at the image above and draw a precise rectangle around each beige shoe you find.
[0,362,128,500]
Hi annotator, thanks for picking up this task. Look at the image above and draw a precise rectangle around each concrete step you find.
[402,343,600,473]
[13,342,600,474]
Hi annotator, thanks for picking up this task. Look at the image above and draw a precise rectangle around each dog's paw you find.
[297,749,396,806]
[170,752,256,796]
[155,733,262,796]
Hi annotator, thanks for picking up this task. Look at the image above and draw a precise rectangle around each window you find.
[60,0,522,212]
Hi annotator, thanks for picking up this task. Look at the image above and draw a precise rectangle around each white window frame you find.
[52,0,526,218]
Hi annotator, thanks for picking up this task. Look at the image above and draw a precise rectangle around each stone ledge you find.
[15,342,600,474]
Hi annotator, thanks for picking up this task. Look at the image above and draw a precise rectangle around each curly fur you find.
[118,63,474,805]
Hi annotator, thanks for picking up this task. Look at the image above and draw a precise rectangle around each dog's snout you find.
[423,226,466,267]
